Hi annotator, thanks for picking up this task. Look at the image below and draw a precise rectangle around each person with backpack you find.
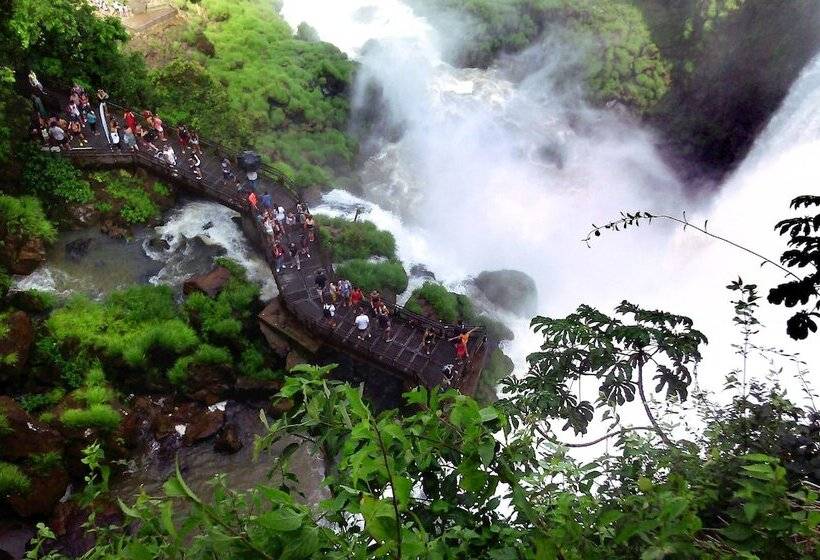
[85,109,98,135]
[322,301,337,329]
[338,278,352,307]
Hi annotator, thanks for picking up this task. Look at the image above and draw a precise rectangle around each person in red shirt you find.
[248,191,258,210]
[123,109,137,132]
[350,287,364,307]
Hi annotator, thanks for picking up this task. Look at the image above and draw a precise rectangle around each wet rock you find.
[471,269,538,318]
[64,238,93,261]
[213,423,242,454]
[7,467,70,518]
[0,523,35,560]
[1,237,46,275]
[0,397,63,461]
[147,236,171,251]
[67,204,99,227]
[185,363,235,405]
[409,264,436,280]
[0,312,33,374]
[234,376,282,396]
[182,266,231,298]
[184,410,224,444]
[202,221,214,231]
[231,216,243,228]
[100,220,128,239]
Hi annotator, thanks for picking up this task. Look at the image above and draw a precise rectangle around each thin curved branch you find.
[584,212,801,281]
[558,426,657,448]
[637,362,675,447]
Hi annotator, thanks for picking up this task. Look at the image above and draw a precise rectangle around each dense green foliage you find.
[0,194,56,243]
[21,149,94,206]
[0,461,30,497]
[168,0,357,189]
[318,217,397,262]
[46,260,272,389]
[90,170,162,225]
[335,259,409,295]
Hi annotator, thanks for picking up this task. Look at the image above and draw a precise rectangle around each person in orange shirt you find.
[248,191,258,210]
[449,327,478,360]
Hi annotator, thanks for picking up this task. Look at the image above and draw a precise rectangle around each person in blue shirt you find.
[261,191,273,210]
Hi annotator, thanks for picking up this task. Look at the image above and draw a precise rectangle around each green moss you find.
[93,170,160,225]
[168,344,231,385]
[18,388,66,413]
[61,404,121,432]
[0,411,10,436]
[335,260,409,295]
[8,289,56,313]
[318,216,397,262]
[0,195,57,243]
[27,451,62,475]
[0,462,30,497]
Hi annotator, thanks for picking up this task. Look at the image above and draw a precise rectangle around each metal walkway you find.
[52,96,487,393]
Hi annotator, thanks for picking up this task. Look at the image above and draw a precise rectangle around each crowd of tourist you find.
[248,190,478,369]
[89,0,131,17]
[27,72,477,378]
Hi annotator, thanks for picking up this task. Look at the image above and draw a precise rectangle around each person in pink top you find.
[153,114,165,141]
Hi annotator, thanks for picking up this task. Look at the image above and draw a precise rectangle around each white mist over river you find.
[283,0,820,398]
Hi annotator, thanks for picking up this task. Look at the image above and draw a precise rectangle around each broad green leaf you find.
[259,508,304,532]
[360,495,397,543]
[393,476,411,509]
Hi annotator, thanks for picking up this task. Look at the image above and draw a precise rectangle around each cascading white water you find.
[284,0,820,393]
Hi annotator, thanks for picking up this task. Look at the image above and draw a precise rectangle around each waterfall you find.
[282,1,820,391]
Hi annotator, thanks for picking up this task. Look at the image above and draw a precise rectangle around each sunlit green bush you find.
[335,259,409,295]
[60,404,121,432]
[0,462,30,497]
[318,216,397,262]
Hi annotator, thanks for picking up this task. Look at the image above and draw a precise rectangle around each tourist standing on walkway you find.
[288,242,302,270]
[422,328,437,355]
[86,109,98,135]
[163,144,176,167]
[300,232,311,259]
[304,213,316,242]
[68,119,87,147]
[338,278,351,307]
[273,242,286,273]
[328,281,339,304]
[123,128,138,151]
[351,286,364,308]
[178,125,190,152]
[189,132,201,155]
[355,309,371,340]
[124,109,137,132]
[369,290,381,312]
[96,89,109,103]
[322,301,337,329]
[449,327,478,361]
[377,303,393,342]
[246,169,258,192]
[261,191,273,211]
[153,114,165,141]
[288,242,301,271]
[188,152,202,179]
[248,191,258,211]
[285,211,295,233]
[314,269,327,299]
[275,205,286,230]
[110,126,122,151]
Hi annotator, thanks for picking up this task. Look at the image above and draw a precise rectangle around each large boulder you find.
[184,410,224,444]
[184,363,235,405]
[1,237,46,276]
[183,266,231,298]
[0,397,63,461]
[214,423,243,454]
[471,270,538,318]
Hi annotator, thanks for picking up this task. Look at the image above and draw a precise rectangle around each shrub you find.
[406,282,461,323]
[0,411,10,435]
[0,462,30,496]
[0,195,57,243]
[18,388,66,413]
[318,216,397,261]
[61,404,121,431]
[9,289,57,312]
[98,170,160,225]
[28,451,62,474]
[335,260,409,295]
[21,148,93,205]
[168,344,231,385]
[152,182,171,197]
[238,346,276,380]
[76,385,113,407]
